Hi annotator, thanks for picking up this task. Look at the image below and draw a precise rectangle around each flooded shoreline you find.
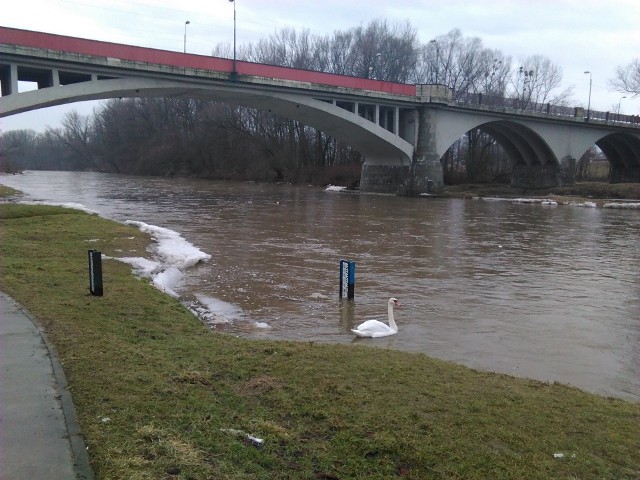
[2,172,639,401]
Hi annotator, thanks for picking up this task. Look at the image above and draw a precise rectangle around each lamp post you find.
[368,52,381,79]
[183,20,190,53]
[229,0,237,81]
[617,95,627,114]
[430,39,440,84]
[584,70,592,120]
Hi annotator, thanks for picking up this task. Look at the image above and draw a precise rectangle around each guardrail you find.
[453,91,640,126]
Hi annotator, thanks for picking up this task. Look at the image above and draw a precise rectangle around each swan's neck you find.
[388,303,398,331]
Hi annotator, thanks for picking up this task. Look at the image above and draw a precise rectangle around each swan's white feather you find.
[351,298,399,338]
[351,320,394,336]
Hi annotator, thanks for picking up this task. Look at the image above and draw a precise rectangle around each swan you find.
[351,297,400,338]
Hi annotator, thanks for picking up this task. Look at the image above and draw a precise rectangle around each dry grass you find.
[441,181,640,200]
[1,201,639,479]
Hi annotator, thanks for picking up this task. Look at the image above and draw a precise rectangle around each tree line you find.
[1,20,637,185]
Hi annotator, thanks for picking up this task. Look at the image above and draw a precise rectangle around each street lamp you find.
[618,95,627,114]
[183,20,190,53]
[584,70,592,120]
[430,39,440,84]
[368,52,381,79]
[229,0,237,81]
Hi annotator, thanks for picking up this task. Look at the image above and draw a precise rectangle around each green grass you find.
[1,201,639,479]
[0,184,22,198]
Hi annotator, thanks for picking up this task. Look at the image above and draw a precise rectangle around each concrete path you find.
[0,292,93,480]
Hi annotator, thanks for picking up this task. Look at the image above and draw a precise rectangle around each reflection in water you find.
[2,171,639,401]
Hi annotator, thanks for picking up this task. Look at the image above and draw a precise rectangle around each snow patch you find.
[603,202,640,209]
[189,294,247,325]
[125,221,211,268]
[109,221,211,298]
[570,201,598,208]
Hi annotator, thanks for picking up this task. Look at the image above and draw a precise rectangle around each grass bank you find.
[1,201,639,479]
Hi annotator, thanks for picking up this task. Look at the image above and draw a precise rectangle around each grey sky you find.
[2,0,638,132]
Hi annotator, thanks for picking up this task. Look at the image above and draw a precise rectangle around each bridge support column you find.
[511,156,575,188]
[360,164,410,193]
[403,106,443,194]
[0,64,19,95]
[358,107,444,195]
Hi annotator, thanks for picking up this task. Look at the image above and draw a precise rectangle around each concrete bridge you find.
[1,26,639,193]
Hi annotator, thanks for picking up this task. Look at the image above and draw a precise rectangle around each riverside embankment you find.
[0,185,639,479]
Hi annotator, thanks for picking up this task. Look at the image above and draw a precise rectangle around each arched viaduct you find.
[1,27,639,193]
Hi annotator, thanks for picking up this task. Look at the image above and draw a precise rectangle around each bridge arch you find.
[596,132,640,183]
[425,109,565,187]
[1,77,414,166]
[3,27,640,193]
[422,107,640,187]
[430,109,557,165]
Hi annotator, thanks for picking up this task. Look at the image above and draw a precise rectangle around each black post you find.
[88,250,103,296]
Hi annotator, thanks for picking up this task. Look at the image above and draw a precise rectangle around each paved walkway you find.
[0,292,93,480]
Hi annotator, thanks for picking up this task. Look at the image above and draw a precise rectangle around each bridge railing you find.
[452,90,640,126]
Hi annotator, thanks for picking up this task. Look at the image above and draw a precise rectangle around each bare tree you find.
[510,55,573,110]
[48,110,100,170]
[245,28,322,70]
[610,58,640,96]
[415,29,500,99]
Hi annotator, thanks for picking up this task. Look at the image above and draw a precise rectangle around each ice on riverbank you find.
[603,202,640,209]
[113,221,211,298]
[569,201,597,208]
[481,197,640,209]
[92,216,252,328]
[189,294,247,325]
[188,294,273,329]
[125,221,212,268]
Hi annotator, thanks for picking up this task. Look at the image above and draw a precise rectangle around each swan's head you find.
[388,297,399,306]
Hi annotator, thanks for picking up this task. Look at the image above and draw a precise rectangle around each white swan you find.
[351,297,400,338]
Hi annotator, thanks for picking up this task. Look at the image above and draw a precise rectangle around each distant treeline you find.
[1,21,586,184]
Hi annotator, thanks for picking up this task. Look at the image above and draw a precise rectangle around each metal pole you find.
[618,96,626,114]
[229,0,237,81]
[430,39,439,84]
[584,71,592,120]
[183,20,190,53]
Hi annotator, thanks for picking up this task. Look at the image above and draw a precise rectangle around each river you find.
[2,171,639,402]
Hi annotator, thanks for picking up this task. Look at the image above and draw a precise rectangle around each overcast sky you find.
[2,0,639,132]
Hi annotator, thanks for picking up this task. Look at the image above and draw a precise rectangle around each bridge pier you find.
[404,106,445,194]
[359,106,444,195]
[359,164,409,193]
[511,156,575,189]
[2,27,639,193]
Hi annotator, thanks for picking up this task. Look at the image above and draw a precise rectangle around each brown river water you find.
[2,171,639,401]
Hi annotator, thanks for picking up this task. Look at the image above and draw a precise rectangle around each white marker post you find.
[339,260,355,300]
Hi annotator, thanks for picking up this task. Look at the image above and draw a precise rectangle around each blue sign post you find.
[339,260,355,300]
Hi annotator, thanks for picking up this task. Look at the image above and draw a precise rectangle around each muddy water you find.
[2,171,639,401]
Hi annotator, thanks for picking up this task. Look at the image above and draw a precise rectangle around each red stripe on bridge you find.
[0,26,416,97]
